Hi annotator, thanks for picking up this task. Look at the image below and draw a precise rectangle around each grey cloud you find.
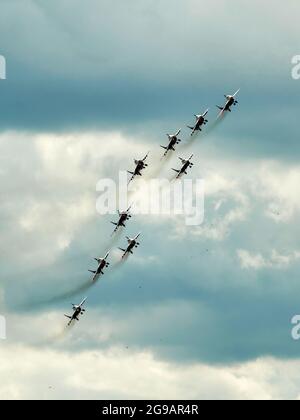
[0,0,298,163]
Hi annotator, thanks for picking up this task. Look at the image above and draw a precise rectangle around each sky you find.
[0,0,300,400]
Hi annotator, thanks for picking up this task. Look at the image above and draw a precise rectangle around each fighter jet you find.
[187,110,209,136]
[119,233,141,259]
[64,297,87,326]
[160,129,181,156]
[128,152,149,183]
[172,154,194,179]
[111,205,132,234]
[217,89,240,115]
[88,251,110,281]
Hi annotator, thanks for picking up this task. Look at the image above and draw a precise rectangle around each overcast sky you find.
[0,0,300,400]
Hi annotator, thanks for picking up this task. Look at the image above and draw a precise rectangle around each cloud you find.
[237,249,300,270]
[252,162,300,222]
[1,342,300,399]
[168,158,300,242]
[237,250,267,270]
[0,130,150,267]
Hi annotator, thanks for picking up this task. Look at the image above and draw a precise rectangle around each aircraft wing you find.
[233,88,240,97]
[79,297,87,307]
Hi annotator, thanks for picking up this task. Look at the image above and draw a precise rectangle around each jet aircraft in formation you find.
[217,89,240,115]
[111,205,132,234]
[62,89,240,327]
[187,109,209,136]
[160,129,181,156]
[119,233,141,259]
[88,251,110,282]
[127,152,149,183]
[172,154,194,179]
[64,297,87,326]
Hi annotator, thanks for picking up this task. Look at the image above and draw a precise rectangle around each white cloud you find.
[237,249,300,270]
[1,133,300,268]
[0,130,150,267]
[252,161,300,223]
[169,165,251,240]
[169,158,300,242]
[0,343,300,399]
